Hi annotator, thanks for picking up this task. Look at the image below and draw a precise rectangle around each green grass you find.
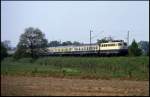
[1,56,149,80]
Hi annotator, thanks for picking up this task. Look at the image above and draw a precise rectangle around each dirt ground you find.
[1,75,149,96]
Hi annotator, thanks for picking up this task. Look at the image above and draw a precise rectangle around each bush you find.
[1,42,8,60]
[128,39,142,56]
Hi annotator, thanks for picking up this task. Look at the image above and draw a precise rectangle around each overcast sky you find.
[1,1,149,47]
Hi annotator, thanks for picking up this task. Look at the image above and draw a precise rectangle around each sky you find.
[1,1,149,47]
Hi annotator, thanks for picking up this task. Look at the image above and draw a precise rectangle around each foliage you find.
[72,41,81,45]
[13,27,48,59]
[2,40,12,50]
[48,40,82,47]
[62,41,72,46]
[1,42,8,60]
[1,56,149,80]
[48,40,61,47]
[128,39,142,56]
[138,41,149,56]
[97,38,108,44]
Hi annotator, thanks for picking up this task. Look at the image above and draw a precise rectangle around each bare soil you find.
[1,75,149,96]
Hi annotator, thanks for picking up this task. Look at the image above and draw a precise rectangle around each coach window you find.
[84,47,86,51]
[82,47,84,51]
[118,43,122,46]
[69,48,72,51]
[96,46,98,49]
[86,47,88,50]
[124,43,127,46]
[90,47,92,50]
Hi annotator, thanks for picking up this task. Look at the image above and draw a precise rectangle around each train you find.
[46,40,128,56]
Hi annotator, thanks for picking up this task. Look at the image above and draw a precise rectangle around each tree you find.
[62,41,72,46]
[14,27,48,59]
[72,41,81,45]
[49,40,61,47]
[1,42,8,60]
[128,39,142,56]
[2,40,11,50]
[138,41,149,56]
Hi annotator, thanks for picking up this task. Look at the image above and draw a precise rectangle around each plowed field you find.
[1,76,149,96]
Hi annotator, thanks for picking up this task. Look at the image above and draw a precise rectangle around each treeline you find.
[48,41,83,47]
[1,27,149,60]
